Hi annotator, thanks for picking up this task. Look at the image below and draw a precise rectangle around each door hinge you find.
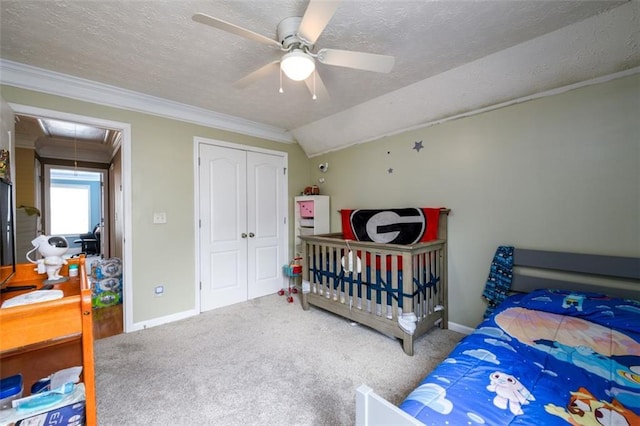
[198,157,201,166]
[199,219,201,228]
[284,217,287,225]
[283,167,287,175]
[199,281,202,290]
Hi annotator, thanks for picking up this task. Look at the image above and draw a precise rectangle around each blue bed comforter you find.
[400,289,640,425]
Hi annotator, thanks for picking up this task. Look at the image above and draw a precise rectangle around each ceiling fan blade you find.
[233,61,280,89]
[297,0,341,45]
[317,48,395,73]
[193,13,281,49]
[304,71,330,101]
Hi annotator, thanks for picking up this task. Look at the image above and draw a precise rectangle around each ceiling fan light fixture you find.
[280,50,315,81]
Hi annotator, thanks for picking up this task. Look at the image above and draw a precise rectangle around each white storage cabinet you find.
[294,195,329,255]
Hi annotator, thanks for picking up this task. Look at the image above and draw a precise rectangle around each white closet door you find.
[246,151,284,299]
[199,144,248,311]
[199,144,286,312]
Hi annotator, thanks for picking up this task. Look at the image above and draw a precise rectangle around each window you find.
[50,183,91,234]
[46,168,103,236]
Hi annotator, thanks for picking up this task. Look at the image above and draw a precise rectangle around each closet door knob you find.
[241,233,248,238]
[249,232,255,238]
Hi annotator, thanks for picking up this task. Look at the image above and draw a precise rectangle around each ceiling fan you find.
[192,0,395,99]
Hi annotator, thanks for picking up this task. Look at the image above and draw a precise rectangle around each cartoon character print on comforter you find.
[399,289,640,425]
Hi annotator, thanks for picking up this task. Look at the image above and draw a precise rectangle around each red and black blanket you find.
[340,207,441,245]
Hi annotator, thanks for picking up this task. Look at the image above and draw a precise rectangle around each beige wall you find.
[0,97,14,183]
[14,147,34,207]
[310,74,640,328]
[0,85,312,325]
[2,74,638,329]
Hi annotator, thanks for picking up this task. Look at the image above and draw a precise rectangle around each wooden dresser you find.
[0,257,96,425]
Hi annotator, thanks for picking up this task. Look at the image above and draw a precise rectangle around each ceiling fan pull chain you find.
[312,71,317,100]
[279,66,284,94]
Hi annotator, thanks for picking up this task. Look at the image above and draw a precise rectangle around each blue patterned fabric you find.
[482,246,514,318]
[400,289,640,425]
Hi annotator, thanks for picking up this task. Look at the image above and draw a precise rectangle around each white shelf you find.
[294,195,330,255]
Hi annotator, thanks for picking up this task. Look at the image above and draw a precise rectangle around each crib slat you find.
[378,253,384,318]
[402,250,413,321]
[414,252,423,319]
[314,243,321,294]
[322,244,330,298]
[390,255,399,320]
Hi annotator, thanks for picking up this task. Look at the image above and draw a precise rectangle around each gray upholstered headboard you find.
[511,249,640,300]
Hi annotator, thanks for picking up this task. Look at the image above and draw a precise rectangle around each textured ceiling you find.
[1,1,638,156]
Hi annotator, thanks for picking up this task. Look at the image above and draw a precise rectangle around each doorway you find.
[196,138,288,312]
[43,166,106,256]
[11,103,132,335]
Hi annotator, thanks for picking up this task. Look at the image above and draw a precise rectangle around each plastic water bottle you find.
[68,264,79,278]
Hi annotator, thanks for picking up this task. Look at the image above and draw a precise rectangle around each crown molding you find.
[0,59,294,144]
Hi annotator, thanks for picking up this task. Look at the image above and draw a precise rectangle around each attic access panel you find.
[38,118,115,144]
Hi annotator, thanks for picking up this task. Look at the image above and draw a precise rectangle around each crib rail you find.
[300,234,448,355]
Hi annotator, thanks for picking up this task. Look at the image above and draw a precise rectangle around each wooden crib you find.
[299,209,449,355]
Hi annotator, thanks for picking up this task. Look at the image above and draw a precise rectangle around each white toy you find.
[487,371,535,415]
[26,235,69,283]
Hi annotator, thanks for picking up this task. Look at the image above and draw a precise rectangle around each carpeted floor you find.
[95,293,463,425]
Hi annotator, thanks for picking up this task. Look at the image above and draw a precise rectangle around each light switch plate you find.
[153,212,167,224]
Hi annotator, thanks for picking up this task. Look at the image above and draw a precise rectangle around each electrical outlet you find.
[155,285,164,296]
[153,212,167,224]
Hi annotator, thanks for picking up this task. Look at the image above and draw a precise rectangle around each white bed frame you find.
[355,248,640,426]
[356,385,423,426]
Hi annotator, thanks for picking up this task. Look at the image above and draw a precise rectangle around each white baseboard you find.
[128,309,475,335]
[129,308,198,332]
[448,321,474,335]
